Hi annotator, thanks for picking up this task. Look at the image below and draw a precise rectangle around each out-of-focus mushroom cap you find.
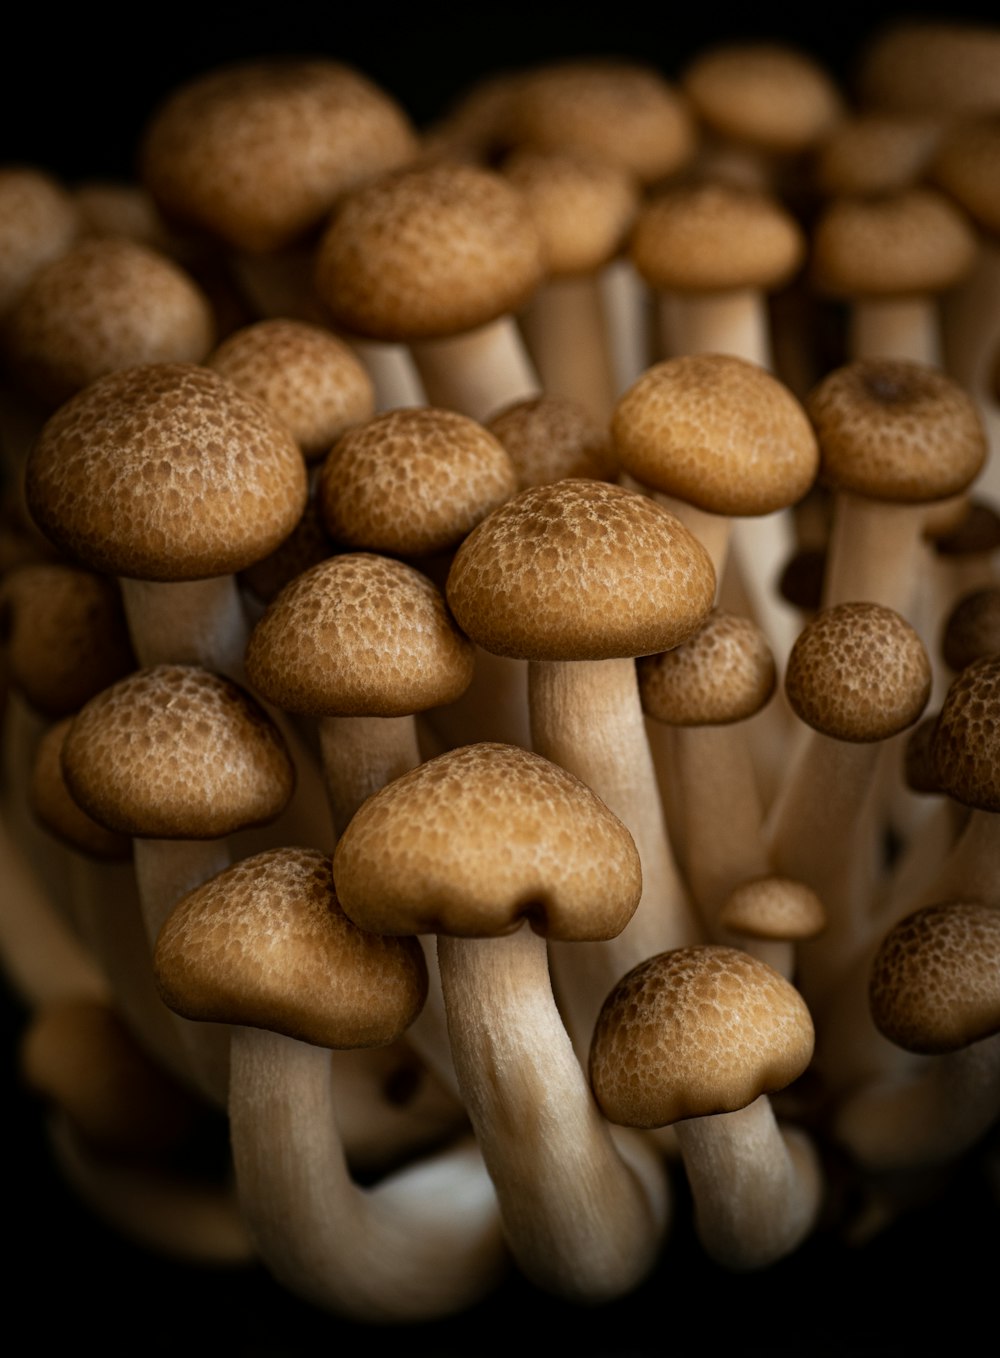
[806,359,986,504]
[446,479,716,663]
[61,665,295,839]
[25,363,308,581]
[719,877,826,942]
[245,552,474,718]
[487,394,618,489]
[333,742,641,942]
[637,608,776,726]
[941,587,1000,673]
[859,22,1000,118]
[785,602,931,743]
[29,718,132,861]
[903,714,944,796]
[0,167,79,315]
[813,114,942,198]
[931,116,1000,237]
[613,354,818,516]
[932,656,1000,811]
[589,945,814,1127]
[870,902,1000,1054]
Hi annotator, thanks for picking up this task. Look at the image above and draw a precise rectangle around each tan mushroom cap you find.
[637,608,776,727]
[317,407,517,557]
[74,180,174,251]
[870,902,1000,1055]
[3,238,216,407]
[932,656,1000,812]
[314,161,544,342]
[487,394,618,489]
[589,945,815,1128]
[784,602,931,743]
[30,718,132,860]
[719,877,826,943]
[931,117,1000,237]
[207,319,375,461]
[154,847,427,1049]
[941,587,1000,673]
[859,22,1000,119]
[810,189,977,299]
[0,166,78,315]
[806,359,986,504]
[140,58,418,254]
[446,479,716,663]
[61,664,295,840]
[25,363,308,581]
[813,114,942,198]
[613,354,819,516]
[333,742,641,942]
[903,714,944,796]
[682,43,843,156]
[245,552,474,719]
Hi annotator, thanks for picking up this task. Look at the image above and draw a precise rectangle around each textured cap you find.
[333,742,641,941]
[26,363,308,581]
[932,656,1000,811]
[613,354,818,516]
[589,945,814,1127]
[719,877,826,942]
[446,479,716,662]
[29,718,132,860]
[903,714,944,796]
[637,608,776,726]
[0,167,78,315]
[487,394,617,488]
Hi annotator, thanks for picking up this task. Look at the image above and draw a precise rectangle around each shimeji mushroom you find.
[154,845,507,1322]
[487,394,619,490]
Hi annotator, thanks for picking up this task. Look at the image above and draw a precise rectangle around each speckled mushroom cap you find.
[719,877,826,943]
[637,608,776,726]
[333,742,641,941]
[25,363,308,581]
[0,562,135,718]
[0,167,78,315]
[314,161,544,342]
[506,59,695,185]
[154,847,427,1049]
[501,148,639,276]
[681,43,843,156]
[29,718,132,861]
[932,656,1000,811]
[245,552,474,718]
[140,59,418,254]
[61,664,295,840]
[813,114,943,198]
[589,945,814,1127]
[612,354,819,516]
[810,189,977,299]
[858,22,1000,118]
[941,587,1000,673]
[931,117,1000,237]
[3,237,216,408]
[317,407,517,557]
[630,183,805,294]
[487,394,617,489]
[446,478,716,663]
[903,714,944,796]
[784,602,931,743]
[870,902,1000,1055]
[207,319,375,461]
[806,359,986,504]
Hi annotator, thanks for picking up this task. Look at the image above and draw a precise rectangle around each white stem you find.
[317,714,422,838]
[822,494,929,620]
[411,316,541,423]
[519,275,616,424]
[349,339,426,412]
[662,289,772,368]
[599,257,652,397]
[120,575,250,679]
[850,296,942,364]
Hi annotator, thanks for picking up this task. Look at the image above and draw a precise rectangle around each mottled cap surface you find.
[333,742,641,941]
[26,363,308,581]
[0,167,78,315]
[932,656,1000,811]
[207,319,375,461]
[155,847,427,1048]
[61,665,295,839]
[29,718,132,861]
[446,478,716,662]
[719,877,826,942]
[613,354,818,516]
[941,587,1000,673]
[141,59,418,253]
[245,552,474,718]
[488,394,617,489]
[785,602,931,742]
[589,945,814,1127]
[318,407,517,556]
[315,162,543,341]
[630,183,805,294]
[931,117,1000,237]
[638,608,776,726]
[807,359,986,503]
[903,714,944,795]
[870,902,1000,1054]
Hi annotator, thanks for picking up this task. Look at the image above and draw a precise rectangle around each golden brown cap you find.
[813,114,942,198]
[931,117,1000,237]
[333,742,641,941]
[487,394,617,489]
[719,877,826,943]
[638,608,776,726]
[29,718,132,861]
[859,22,1000,118]
[932,656,1000,811]
[0,167,78,315]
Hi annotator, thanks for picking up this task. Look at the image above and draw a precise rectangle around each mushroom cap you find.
[317,407,517,557]
[487,394,618,489]
[870,902,1000,1055]
[589,945,814,1128]
[207,319,375,461]
[931,497,1000,558]
[612,354,819,516]
[140,58,418,254]
[903,714,945,796]
[25,363,308,581]
[784,602,932,743]
[238,495,334,607]
[333,742,641,941]
[3,237,216,407]
[932,656,1000,811]
[61,664,295,839]
[0,166,79,315]
[29,718,132,861]
[806,359,986,504]
[813,114,943,198]
[637,608,776,726]
[446,478,716,663]
[154,847,427,1049]
[73,180,174,251]
[719,877,826,943]
[630,182,805,294]
[245,552,474,719]
[941,587,1000,673]
[931,116,1000,237]
[859,21,1000,119]
[314,161,544,342]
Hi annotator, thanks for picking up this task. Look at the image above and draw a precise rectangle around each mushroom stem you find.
[519,276,616,424]
[851,296,942,364]
[410,316,541,423]
[661,289,771,367]
[822,493,930,616]
[317,714,422,838]
[599,256,652,395]
[119,576,250,679]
